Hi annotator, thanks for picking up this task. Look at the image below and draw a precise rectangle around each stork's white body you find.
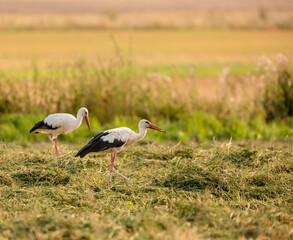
[75,119,166,182]
[38,113,84,137]
[30,107,91,157]
[99,127,147,153]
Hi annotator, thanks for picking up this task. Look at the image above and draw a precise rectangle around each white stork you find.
[75,119,167,182]
[30,107,91,157]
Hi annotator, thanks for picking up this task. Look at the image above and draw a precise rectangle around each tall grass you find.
[0,55,261,122]
[259,54,293,121]
[0,54,293,142]
[0,58,194,122]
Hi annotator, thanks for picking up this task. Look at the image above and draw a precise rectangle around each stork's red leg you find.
[54,138,60,158]
[113,167,132,183]
[109,153,115,181]
[48,134,55,145]
[48,134,59,157]
[109,153,132,183]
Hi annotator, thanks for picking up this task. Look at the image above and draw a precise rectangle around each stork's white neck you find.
[135,125,147,142]
[74,111,84,130]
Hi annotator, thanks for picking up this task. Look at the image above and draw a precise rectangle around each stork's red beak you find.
[85,116,91,131]
[148,123,167,133]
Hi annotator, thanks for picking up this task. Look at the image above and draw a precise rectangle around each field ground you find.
[0,140,292,239]
[0,29,293,68]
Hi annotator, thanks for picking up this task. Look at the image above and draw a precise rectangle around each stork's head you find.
[139,119,167,133]
[78,107,91,131]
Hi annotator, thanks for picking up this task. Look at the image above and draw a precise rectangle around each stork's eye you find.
[146,121,150,124]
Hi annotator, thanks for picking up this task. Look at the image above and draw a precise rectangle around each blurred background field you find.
[0,0,293,143]
[0,29,293,67]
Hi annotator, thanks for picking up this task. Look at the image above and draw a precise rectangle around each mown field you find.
[0,140,292,239]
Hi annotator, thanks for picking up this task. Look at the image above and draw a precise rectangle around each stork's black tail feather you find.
[75,142,93,158]
[75,131,126,158]
[29,120,45,133]
[75,131,110,158]
[30,119,59,133]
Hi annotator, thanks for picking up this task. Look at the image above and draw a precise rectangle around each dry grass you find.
[0,55,289,122]
[178,74,264,118]
[0,140,292,239]
[0,60,263,122]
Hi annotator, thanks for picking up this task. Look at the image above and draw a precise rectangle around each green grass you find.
[138,62,256,78]
[1,113,293,144]
[0,62,255,82]
[0,140,292,239]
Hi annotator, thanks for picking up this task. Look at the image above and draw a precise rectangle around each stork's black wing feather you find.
[75,131,125,158]
[29,120,60,133]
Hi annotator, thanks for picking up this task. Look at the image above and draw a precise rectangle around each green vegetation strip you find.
[0,62,255,80]
[1,113,293,143]
[0,141,292,239]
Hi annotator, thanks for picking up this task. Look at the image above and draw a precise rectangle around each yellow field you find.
[0,29,293,67]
